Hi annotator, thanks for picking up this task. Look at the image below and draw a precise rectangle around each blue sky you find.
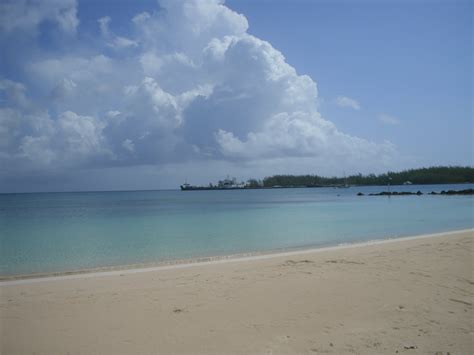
[227,0,472,165]
[0,0,472,192]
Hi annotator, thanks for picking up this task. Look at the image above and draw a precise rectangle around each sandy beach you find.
[1,230,473,354]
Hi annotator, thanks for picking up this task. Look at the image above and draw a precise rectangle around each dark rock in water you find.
[440,188,474,195]
[369,191,392,196]
[368,191,419,196]
[363,188,473,197]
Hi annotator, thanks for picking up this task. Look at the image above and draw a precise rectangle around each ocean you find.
[1,184,472,277]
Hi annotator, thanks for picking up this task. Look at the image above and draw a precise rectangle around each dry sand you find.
[1,230,473,354]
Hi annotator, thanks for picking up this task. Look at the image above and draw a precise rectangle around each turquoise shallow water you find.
[1,184,473,276]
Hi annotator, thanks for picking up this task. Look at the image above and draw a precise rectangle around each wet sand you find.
[1,230,473,354]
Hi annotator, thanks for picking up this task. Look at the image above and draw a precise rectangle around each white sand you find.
[1,230,473,354]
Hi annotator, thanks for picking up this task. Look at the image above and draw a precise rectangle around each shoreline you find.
[2,228,472,354]
[2,227,472,286]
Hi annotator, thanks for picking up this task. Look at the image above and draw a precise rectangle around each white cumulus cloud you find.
[98,16,138,49]
[0,0,78,35]
[335,95,361,110]
[0,0,401,189]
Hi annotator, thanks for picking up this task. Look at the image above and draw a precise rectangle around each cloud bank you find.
[0,0,399,190]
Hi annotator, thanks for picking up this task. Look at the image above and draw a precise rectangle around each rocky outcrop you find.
[357,189,473,196]
[429,189,474,195]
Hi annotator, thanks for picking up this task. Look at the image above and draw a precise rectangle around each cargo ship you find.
[180,177,247,191]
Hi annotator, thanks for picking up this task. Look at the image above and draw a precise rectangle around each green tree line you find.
[262,166,474,187]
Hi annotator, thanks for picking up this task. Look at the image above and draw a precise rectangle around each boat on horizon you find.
[180,177,247,191]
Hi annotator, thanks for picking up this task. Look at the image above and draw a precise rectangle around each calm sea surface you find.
[1,184,473,276]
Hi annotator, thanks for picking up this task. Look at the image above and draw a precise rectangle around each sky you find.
[0,0,472,192]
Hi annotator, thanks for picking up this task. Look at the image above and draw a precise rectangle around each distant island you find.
[181,166,474,190]
[261,166,474,187]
